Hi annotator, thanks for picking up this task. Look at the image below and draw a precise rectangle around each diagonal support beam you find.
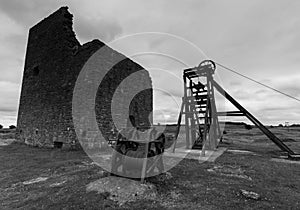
[212,80,295,155]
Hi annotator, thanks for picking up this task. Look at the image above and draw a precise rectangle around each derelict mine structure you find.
[16,7,153,148]
[173,60,299,160]
[17,6,298,181]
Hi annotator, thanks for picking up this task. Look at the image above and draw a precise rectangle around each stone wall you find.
[16,7,153,148]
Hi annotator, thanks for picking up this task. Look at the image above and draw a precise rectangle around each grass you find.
[0,126,300,209]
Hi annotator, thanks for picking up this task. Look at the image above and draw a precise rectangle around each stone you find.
[23,177,49,185]
[16,7,153,148]
[86,176,156,205]
[240,189,260,200]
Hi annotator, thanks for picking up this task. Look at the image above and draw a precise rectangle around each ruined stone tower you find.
[17,7,153,148]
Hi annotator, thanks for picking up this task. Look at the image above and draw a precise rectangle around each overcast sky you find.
[0,0,300,127]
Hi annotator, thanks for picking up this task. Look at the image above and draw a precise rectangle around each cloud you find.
[0,0,300,127]
[273,76,300,98]
[75,14,123,43]
[0,107,17,112]
[0,0,123,44]
[159,89,182,99]
[0,81,19,126]
[0,0,59,27]
[153,107,181,124]
[229,81,241,87]
[0,56,24,83]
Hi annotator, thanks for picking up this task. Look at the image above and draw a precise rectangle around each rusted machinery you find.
[109,120,165,179]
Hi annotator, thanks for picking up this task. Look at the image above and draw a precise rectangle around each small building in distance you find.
[16,7,153,148]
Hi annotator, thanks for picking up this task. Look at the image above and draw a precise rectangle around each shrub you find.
[9,125,16,129]
[278,124,283,127]
[244,124,252,130]
[0,124,3,129]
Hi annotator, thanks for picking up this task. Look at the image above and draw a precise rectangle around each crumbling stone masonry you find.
[16,7,153,148]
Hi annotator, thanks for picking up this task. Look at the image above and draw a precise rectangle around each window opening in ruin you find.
[54,141,63,148]
[33,66,40,76]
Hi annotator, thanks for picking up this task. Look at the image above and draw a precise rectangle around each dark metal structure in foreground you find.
[110,127,165,179]
[174,60,299,159]
[109,116,165,180]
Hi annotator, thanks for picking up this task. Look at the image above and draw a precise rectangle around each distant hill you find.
[0,128,16,134]
[221,121,247,126]
[158,122,300,128]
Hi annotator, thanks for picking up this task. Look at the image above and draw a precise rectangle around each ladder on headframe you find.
[174,60,222,151]
[173,60,299,159]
